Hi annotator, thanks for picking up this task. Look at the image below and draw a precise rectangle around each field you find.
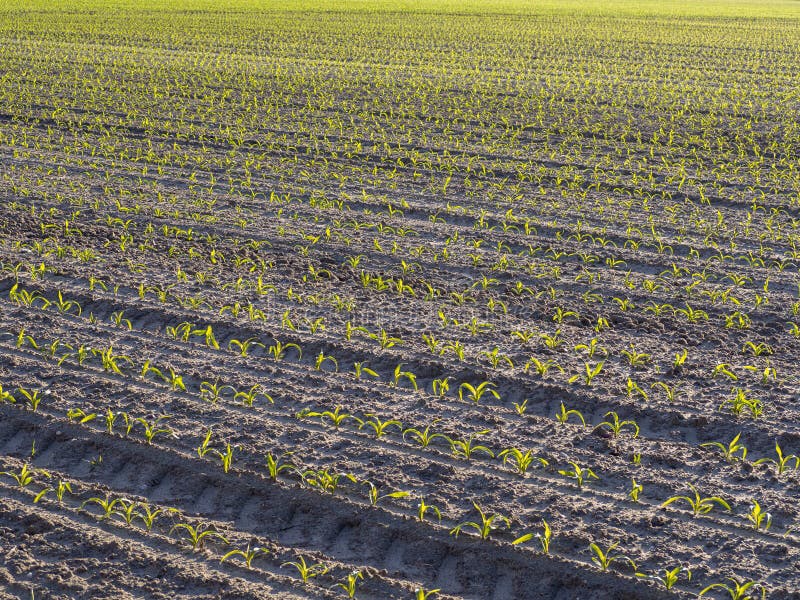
[1,0,800,598]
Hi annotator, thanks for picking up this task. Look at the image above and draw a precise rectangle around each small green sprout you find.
[588,541,636,572]
[450,502,511,540]
[661,483,731,517]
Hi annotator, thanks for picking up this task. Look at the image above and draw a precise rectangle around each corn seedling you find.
[498,447,548,476]
[136,415,175,445]
[746,500,772,531]
[358,414,402,438]
[392,363,418,391]
[228,337,265,357]
[512,519,551,554]
[417,498,442,523]
[265,452,295,481]
[699,578,765,600]
[555,402,586,426]
[299,406,353,427]
[450,430,495,460]
[220,543,270,568]
[315,352,339,372]
[82,495,121,520]
[1,463,48,488]
[135,502,173,531]
[661,483,731,516]
[458,381,499,405]
[112,498,139,525]
[628,478,643,502]
[636,566,691,590]
[301,469,356,494]
[363,480,410,505]
[94,346,133,374]
[67,407,96,424]
[170,522,228,550]
[595,412,639,438]
[268,340,302,360]
[588,541,636,572]
[352,362,379,380]
[235,384,273,406]
[701,433,748,462]
[403,421,448,448]
[17,387,43,411]
[720,388,763,419]
[333,570,363,599]
[34,479,72,504]
[431,377,450,398]
[197,428,214,457]
[450,502,511,539]
[558,462,598,489]
[569,361,604,386]
[753,442,799,475]
[214,443,235,473]
[415,588,440,600]
[281,555,328,582]
[524,357,563,377]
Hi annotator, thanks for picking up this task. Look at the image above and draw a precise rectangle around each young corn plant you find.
[399,417,447,447]
[588,541,636,572]
[17,387,44,412]
[82,495,121,520]
[661,483,731,517]
[298,406,353,428]
[136,415,175,445]
[352,362,379,380]
[431,377,450,399]
[170,522,228,551]
[392,364,418,391]
[450,431,495,460]
[628,478,643,502]
[720,388,764,419]
[512,399,528,415]
[558,462,598,489]
[33,479,72,504]
[594,412,639,438]
[414,588,441,600]
[524,357,563,377]
[700,433,748,462]
[498,447,548,476]
[214,444,236,473]
[265,452,295,481]
[220,543,270,568]
[458,381,499,405]
[281,555,329,583]
[699,578,765,600]
[228,337,265,357]
[569,362,604,386]
[636,566,691,590]
[358,414,402,438]
[1,463,49,488]
[301,469,356,494]
[746,500,772,531]
[450,502,511,540]
[753,442,799,475]
[268,340,302,361]
[333,570,363,599]
[417,499,442,523]
[512,519,552,554]
[315,352,339,372]
[135,502,172,531]
[555,402,586,427]
[234,384,273,406]
[362,481,410,506]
